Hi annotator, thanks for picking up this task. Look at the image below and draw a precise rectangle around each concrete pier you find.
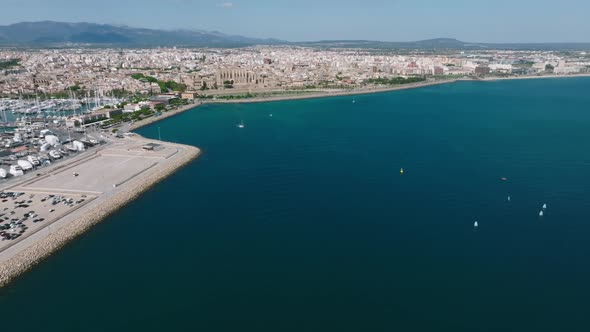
[0,135,200,287]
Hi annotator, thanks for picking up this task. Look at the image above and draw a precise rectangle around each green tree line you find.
[0,59,20,70]
[365,76,426,85]
[131,73,187,93]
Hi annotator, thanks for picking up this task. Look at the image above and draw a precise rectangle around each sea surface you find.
[2,77,590,331]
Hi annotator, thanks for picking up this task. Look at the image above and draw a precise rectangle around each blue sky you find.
[1,0,589,42]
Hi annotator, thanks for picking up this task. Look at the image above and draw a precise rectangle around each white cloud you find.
[221,2,233,8]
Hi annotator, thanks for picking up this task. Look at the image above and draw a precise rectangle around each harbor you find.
[0,114,106,181]
[2,2,590,329]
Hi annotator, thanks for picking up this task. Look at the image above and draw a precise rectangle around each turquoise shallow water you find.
[2,78,590,331]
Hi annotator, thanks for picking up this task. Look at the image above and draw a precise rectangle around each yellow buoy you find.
[400,168,404,174]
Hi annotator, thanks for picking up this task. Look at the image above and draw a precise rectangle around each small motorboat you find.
[17,160,33,171]
[27,155,41,166]
[9,165,24,177]
[49,150,62,159]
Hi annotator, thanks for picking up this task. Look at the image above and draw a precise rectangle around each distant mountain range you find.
[0,21,282,47]
[301,39,590,51]
[0,21,589,50]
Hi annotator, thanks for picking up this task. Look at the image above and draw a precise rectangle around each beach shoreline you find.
[128,73,590,131]
[476,73,590,81]
[128,79,459,131]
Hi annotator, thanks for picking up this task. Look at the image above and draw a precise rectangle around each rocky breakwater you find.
[0,139,201,288]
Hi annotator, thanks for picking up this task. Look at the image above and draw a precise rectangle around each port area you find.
[0,135,196,262]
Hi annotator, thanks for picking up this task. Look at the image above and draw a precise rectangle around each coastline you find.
[128,73,590,131]
[2,72,587,287]
[207,78,458,104]
[127,79,459,130]
[0,137,201,288]
[476,73,590,82]
[128,103,202,131]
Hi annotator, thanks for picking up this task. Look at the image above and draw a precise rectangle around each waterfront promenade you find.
[127,73,590,132]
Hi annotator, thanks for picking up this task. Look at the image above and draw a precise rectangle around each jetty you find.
[0,134,200,287]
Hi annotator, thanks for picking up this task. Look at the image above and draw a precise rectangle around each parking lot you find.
[0,191,94,250]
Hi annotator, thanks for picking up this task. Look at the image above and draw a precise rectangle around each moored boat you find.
[27,155,41,166]
[17,159,34,171]
[49,150,62,159]
[9,165,24,177]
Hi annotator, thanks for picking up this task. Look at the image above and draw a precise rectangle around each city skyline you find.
[1,0,590,43]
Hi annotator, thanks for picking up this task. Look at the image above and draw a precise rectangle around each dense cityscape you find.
[1,47,589,97]
[0,44,588,249]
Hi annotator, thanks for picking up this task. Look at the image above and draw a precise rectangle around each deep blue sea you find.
[2,78,590,331]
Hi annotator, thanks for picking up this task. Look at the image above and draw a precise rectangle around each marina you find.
[0,93,122,126]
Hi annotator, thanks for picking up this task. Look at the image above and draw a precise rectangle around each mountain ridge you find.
[0,21,282,47]
[1,21,589,50]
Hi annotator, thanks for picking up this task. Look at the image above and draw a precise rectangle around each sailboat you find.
[237,121,245,128]
[474,221,479,228]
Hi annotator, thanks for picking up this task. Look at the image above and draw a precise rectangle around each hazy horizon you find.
[1,0,589,43]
